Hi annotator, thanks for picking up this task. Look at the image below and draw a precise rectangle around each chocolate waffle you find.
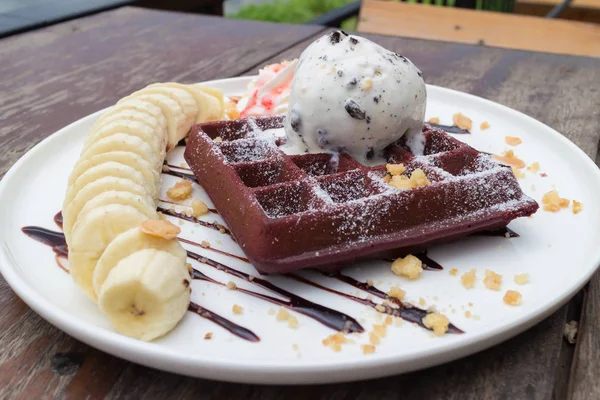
[184,116,538,274]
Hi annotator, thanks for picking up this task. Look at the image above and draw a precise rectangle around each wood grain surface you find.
[1,8,600,400]
[358,0,600,57]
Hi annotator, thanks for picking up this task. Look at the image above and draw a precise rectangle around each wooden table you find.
[1,7,600,399]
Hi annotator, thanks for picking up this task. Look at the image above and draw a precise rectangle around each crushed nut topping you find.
[422,313,450,336]
[452,112,472,130]
[449,268,458,276]
[542,190,570,212]
[322,332,350,352]
[388,286,406,300]
[419,297,426,306]
[375,304,386,313]
[461,269,476,289]
[514,273,529,285]
[465,310,472,318]
[503,290,522,306]
[373,324,387,338]
[480,121,491,130]
[139,220,181,240]
[288,316,299,328]
[214,136,224,143]
[232,304,243,314]
[166,180,193,200]
[512,167,526,179]
[366,279,374,287]
[572,200,583,214]
[204,332,213,340]
[492,149,526,169]
[386,168,431,190]
[391,254,423,280]
[224,102,240,120]
[527,162,541,173]
[428,117,440,125]
[276,307,290,321]
[484,270,502,291]
[226,281,237,290]
[369,331,380,345]
[386,163,406,176]
[505,136,522,146]
[191,199,209,218]
[200,240,211,249]
[384,316,393,325]
[361,344,376,354]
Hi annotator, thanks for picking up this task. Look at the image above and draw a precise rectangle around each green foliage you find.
[228,0,356,24]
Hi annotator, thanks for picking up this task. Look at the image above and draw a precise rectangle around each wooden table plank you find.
[358,0,600,57]
[0,6,324,179]
[1,12,600,400]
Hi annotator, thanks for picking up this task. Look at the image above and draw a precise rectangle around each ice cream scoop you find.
[284,30,427,163]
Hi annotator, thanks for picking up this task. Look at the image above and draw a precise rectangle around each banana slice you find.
[63,179,149,243]
[93,226,187,295]
[118,93,191,151]
[195,85,225,115]
[94,99,167,134]
[148,83,222,123]
[98,249,191,341]
[63,161,150,210]
[69,204,150,300]
[80,133,162,171]
[67,151,160,198]
[83,120,166,158]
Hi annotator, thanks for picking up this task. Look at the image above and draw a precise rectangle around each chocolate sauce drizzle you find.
[21,226,69,274]
[383,251,443,271]
[475,227,520,238]
[157,206,232,236]
[179,237,248,263]
[162,169,198,183]
[298,273,463,334]
[187,250,364,333]
[54,211,63,229]
[188,302,259,342]
[429,123,470,134]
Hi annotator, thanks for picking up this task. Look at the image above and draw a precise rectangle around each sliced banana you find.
[77,191,157,225]
[63,161,150,210]
[63,179,149,243]
[148,83,222,123]
[67,151,160,198]
[83,120,166,158]
[98,249,191,341]
[94,99,167,134]
[93,226,187,295]
[195,85,225,115]
[80,133,162,171]
[118,93,190,151]
[69,204,150,300]
[130,86,197,127]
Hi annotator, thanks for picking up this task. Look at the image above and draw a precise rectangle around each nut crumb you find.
[361,344,376,354]
[542,190,570,212]
[492,150,526,169]
[505,136,522,146]
[527,162,540,173]
[374,304,386,313]
[465,310,472,318]
[452,112,472,130]
[461,269,476,289]
[484,270,502,291]
[391,254,423,280]
[373,324,387,338]
[384,316,393,325]
[369,331,380,345]
[512,167,526,179]
[139,220,180,240]
[214,136,223,142]
[514,273,529,285]
[422,313,450,336]
[394,317,403,327]
[503,290,522,306]
[322,332,349,352]
[449,268,458,276]
[428,117,440,125]
[388,286,406,300]
[162,164,170,173]
[276,307,290,321]
[386,163,406,176]
[366,279,374,287]
[480,121,491,130]
[419,297,426,306]
[232,304,243,314]
[204,332,213,340]
[200,240,211,249]
[166,180,193,200]
[386,168,430,190]
[226,281,237,290]
[288,316,299,328]
[572,200,583,214]
[191,199,209,217]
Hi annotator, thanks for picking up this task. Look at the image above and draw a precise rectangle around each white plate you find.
[1,77,600,385]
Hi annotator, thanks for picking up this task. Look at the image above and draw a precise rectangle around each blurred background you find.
[1,0,599,56]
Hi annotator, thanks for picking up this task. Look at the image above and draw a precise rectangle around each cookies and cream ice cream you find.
[284,30,426,163]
